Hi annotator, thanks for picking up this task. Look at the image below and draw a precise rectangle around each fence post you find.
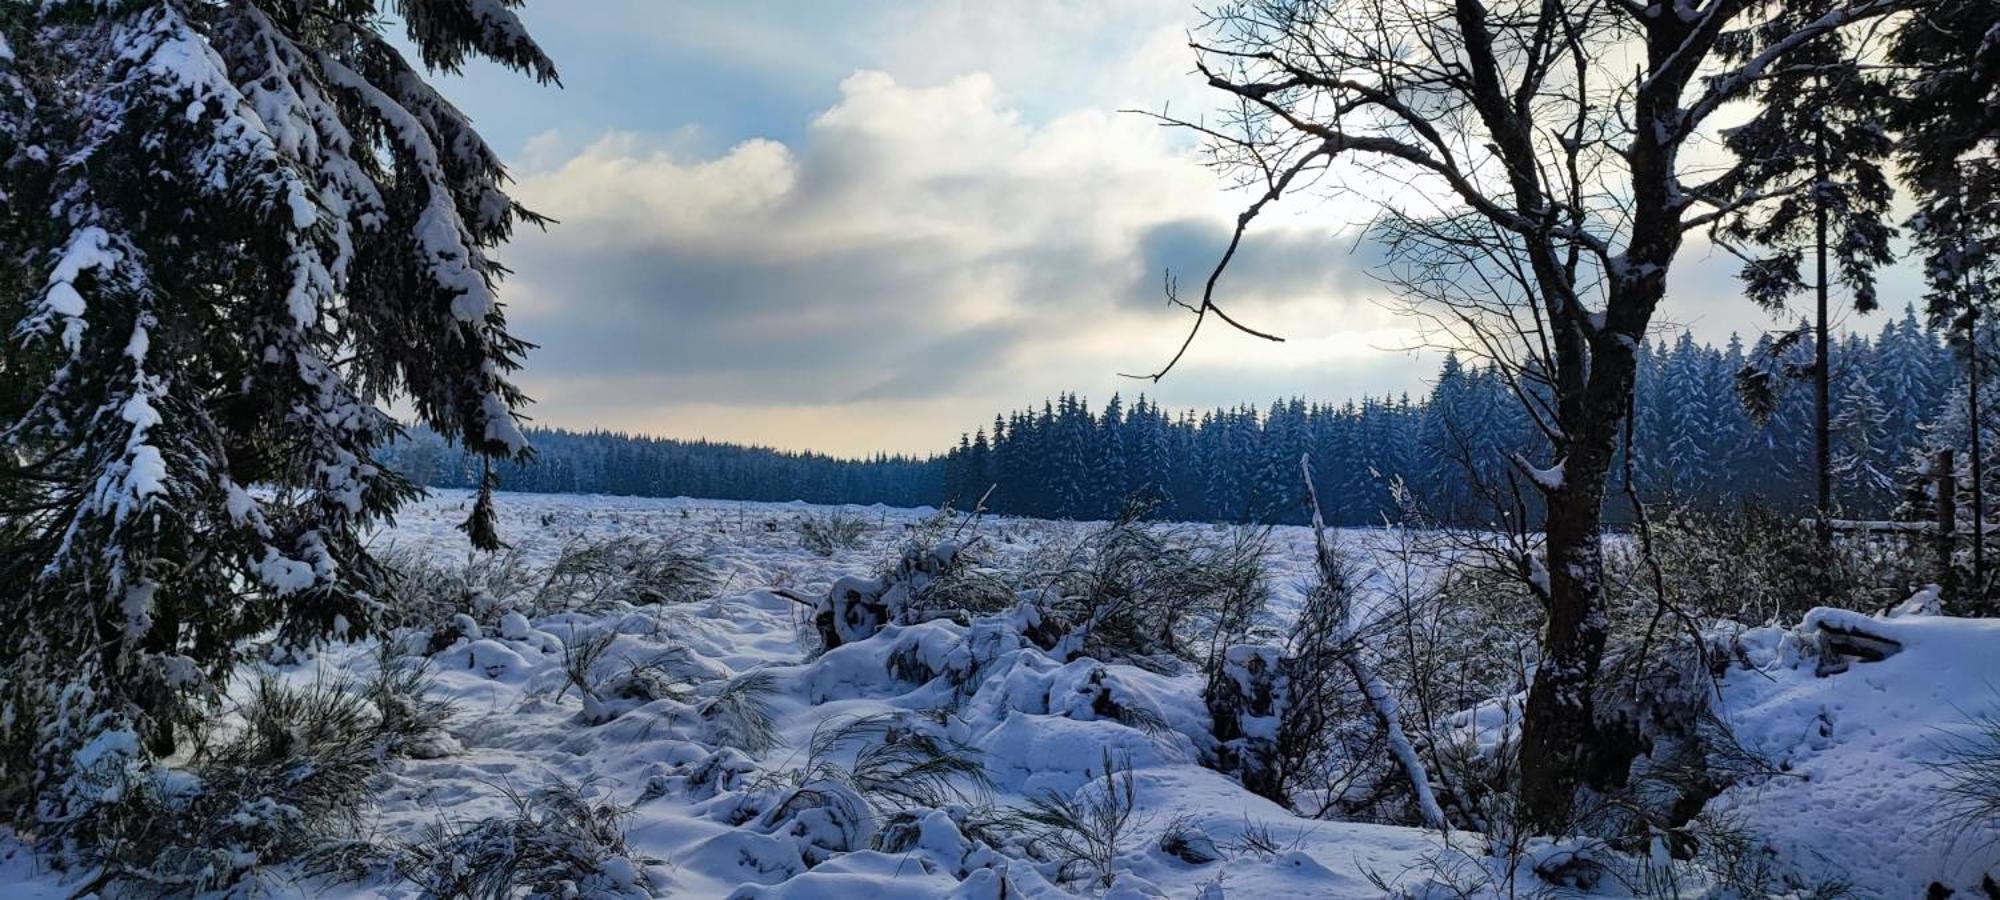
[1938,447,1959,608]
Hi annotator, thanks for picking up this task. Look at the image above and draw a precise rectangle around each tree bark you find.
[1518,410,1614,831]
[1814,126,1834,603]
[1971,301,1985,604]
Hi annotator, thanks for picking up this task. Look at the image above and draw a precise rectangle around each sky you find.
[430,1,1922,457]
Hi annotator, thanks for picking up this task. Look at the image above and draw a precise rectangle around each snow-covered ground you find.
[4,490,1996,897]
[340,492,1436,898]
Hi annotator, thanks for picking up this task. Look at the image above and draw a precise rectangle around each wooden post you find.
[1938,447,1959,609]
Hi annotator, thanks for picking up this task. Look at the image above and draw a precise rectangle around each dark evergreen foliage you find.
[0,0,551,843]
[391,313,1969,527]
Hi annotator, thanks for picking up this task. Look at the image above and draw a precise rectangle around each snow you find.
[30,226,120,353]
[3,490,1994,897]
[1714,607,2000,897]
[1519,456,1565,492]
[254,547,315,595]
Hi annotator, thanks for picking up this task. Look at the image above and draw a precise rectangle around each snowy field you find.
[4,489,1996,898]
[337,492,1439,898]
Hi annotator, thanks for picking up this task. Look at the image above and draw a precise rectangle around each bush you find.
[61,675,402,895]
[1934,695,2000,838]
[1629,502,1930,625]
[375,545,537,649]
[392,779,658,899]
[811,537,1014,652]
[535,533,719,610]
[362,646,461,759]
[798,511,870,556]
[1030,509,1270,670]
[697,670,780,755]
[1020,750,1144,888]
[775,713,991,813]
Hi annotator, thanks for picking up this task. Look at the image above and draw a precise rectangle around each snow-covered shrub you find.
[731,714,991,873]
[776,713,991,814]
[597,647,702,708]
[60,675,397,894]
[1934,693,2000,838]
[1633,502,1928,624]
[550,622,779,747]
[361,646,461,759]
[391,779,658,899]
[697,670,780,755]
[811,538,1002,651]
[1577,629,1770,854]
[534,532,719,611]
[376,545,538,653]
[557,628,624,724]
[1205,645,1290,803]
[798,510,871,556]
[872,806,1017,880]
[1207,507,1444,827]
[1029,513,1270,670]
[1020,749,1144,888]
[1623,808,1856,899]
[1155,814,1223,865]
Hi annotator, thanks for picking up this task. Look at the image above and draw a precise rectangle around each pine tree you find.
[0,1,554,834]
[1095,393,1127,516]
[1893,0,1999,605]
[1832,368,1895,509]
[1663,333,1716,500]
[1718,0,1897,525]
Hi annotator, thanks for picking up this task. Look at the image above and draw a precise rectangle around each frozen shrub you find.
[1207,472,1445,828]
[1625,808,1856,899]
[1204,645,1289,803]
[697,670,780,755]
[534,532,719,611]
[757,778,876,865]
[376,546,537,653]
[362,646,461,759]
[798,510,870,556]
[598,649,701,707]
[811,538,1007,651]
[61,676,393,895]
[746,714,988,870]
[1156,814,1222,864]
[556,628,622,725]
[1221,816,1313,859]
[1934,694,2000,837]
[1629,502,1928,625]
[392,779,658,899]
[774,713,991,814]
[1031,509,1270,670]
[1020,750,1144,888]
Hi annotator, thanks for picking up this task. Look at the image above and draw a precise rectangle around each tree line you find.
[388,305,1976,527]
[387,428,940,508]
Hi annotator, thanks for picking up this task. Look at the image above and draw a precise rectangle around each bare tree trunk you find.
[1814,129,1834,604]
[1518,433,1613,831]
[1971,302,1985,603]
[1938,448,1959,607]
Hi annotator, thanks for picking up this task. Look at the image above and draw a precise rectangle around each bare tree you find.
[1139,0,1909,831]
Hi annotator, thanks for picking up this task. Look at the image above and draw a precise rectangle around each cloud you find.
[438,3,1926,456]
[496,68,1409,452]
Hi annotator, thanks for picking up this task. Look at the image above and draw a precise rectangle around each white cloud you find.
[495,66,1414,453]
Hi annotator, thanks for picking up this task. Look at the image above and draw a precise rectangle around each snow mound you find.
[1715,605,2000,895]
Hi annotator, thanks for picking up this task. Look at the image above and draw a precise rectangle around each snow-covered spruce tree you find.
[0,1,553,841]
